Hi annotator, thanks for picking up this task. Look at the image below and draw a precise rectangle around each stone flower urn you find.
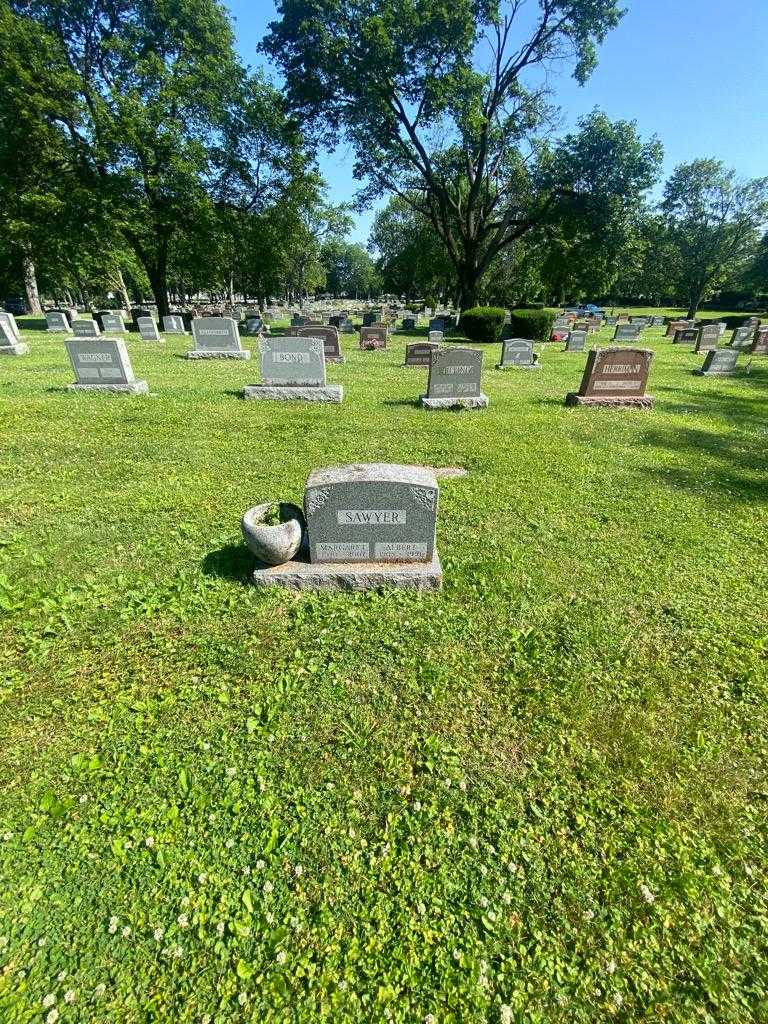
[241,502,304,566]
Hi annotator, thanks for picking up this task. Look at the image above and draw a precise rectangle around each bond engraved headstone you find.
[420,347,488,409]
[694,348,739,377]
[72,318,101,338]
[565,346,654,408]
[65,338,148,394]
[243,336,342,403]
[404,341,439,366]
[137,316,162,341]
[45,310,72,333]
[162,314,187,334]
[497,338,539,369]
[187,317,249,359]
[296,325,344,363]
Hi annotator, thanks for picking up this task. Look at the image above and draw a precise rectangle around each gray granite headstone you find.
[421,346,487,408]
[695,348,739,376]
[695,325,720,352]
[614,324,641,342]
[162,314,187,334]
[565,331,586,352]
[498,338,539,369]
[0,319,29,355]
[101,313,126,333]
[305,464,438,564]
[188,317,249,359]
[259,335,326,385]
[65,338,148,393]
[730,325,754,349]
[45,311,71,333]
[72,318,101,338]
[137,316,162,341]
[0,311,21,341]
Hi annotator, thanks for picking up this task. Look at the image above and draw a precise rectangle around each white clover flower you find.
[79,795,88,804]
[37,937,47,947]
[502,890,512,905]
[606,959,617,975]
[202,742,211,751]
[263,881,274,894]
[713,865,723,877]
[276,950,287,965]
[2,832,13,841]
[444,778,452,788]
[486,910,497,923]
[172,944,183,958]
[266,912,275,925]
[469,837,479,851]
[63,990,76,1004]
[417,901,426,916]
[226,767,237,778]
[154,927,164,942]
[94,983,106,998]
[56,972,66,982]
[225,838,235,850]
[452,948,461,961]
[242,866,251,877]
[584,909,595,921]
[42,994,56,1008]
[338,979,347,991]
[108,916,119,934]
[198,872,208,884]
[507,862,518,873]
[145,836,155,848]
[425,1015,437,1024]
[294,864,303,877]
[177,914,189,929]
[612,992,623,1008]
[208,813,216,823]
[216,922,225,937]
[255,859,266,870]
[639,884,656,904]
[121,926,131,938]
[500,1005,513,1024]
[478,896,489,909]
[459,779,467,792]
[238,992,248,1005]
[479,865,488,877]
[46,1010,59,1024]
[0,936,7,949]
[290,916,299,928]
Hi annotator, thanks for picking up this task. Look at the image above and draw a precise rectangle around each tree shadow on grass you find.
[202,542,253,582]
[653,372,768,424]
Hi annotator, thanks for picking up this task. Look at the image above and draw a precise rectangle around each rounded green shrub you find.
[509,307,558,342]
[458,306,507,344]
[724,313,763,329]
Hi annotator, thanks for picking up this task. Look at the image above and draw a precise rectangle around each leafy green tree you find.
[263,0,625,309]
[11,0,308,318]
[369,196,452,300]
[661,159,768,319]
[321,241,381,298]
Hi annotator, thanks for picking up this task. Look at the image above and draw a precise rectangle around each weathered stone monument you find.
[673,328,699,346]
[137,316,162,341]
[565,330,587,352]
[162,314,187,334]
[404,340,439,366]
[45,310,72,333]
[428,330,444,345]
[359,326,388,350]
[751,327,768,355]
[420,347,488,409]
[250,463,442,591]
[402,316,417,330]
[243,336,342,403]
[296,325,345,363]
[72,318,101,338]
[565,347,654,408]
[614,324,641,342]
[695,325,720,352]
[429,317,445,333]
[730,325,755,349]
[694,348,740,377]
[65,338,148,394]
[0,316,28,355]
[496,338,539,369]
[187,317,250,359]
[101,312,126,333]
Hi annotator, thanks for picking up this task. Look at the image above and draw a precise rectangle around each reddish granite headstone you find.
[359,326,388,350]
[751,327,768,355]
[565,346,654,409]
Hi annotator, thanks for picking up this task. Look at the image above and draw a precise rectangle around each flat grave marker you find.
[65,338,148,394]
[565,346,654,409]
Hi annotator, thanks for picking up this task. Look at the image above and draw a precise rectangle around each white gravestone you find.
[162,314,187,334]
[65,338,148,394]
[137,316,162,341]
[45,310,72,333]
[101,312,126,333]
[0,318,29,355]
[187,317,250,359]
[72,318,101,338]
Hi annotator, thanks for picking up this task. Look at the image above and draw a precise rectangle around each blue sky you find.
[229,0,768,243]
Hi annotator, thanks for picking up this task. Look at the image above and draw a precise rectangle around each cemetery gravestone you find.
[45,310,72,333]
[420,347,488,410]
[604,316,619,327]
[137,316,162,341]
[404,341,439,367]
[359,326,388,350]
[65,338,148,394]
[162,314,187,334]
[730,325,754,349]
[243,336,342,404]
[340,318,354,334]
[101,313,126,333]
[296,325,345,363]
[694,348,740,377]
[251,464,441,591]
[695,325,720,352]
[497,338,539,369]
[72,318,101,338]
[666,320,688,338]
[402,317,416,330]
[0,317,28,355]
[362,312,377,327]
[673,328,699,346]
[614,324,641,342]
[428,330,444,345]
[565,331,587,352]
[429,318,445,333]
[565,347,654,409]
[187,317,250,359]
[751,327,768,355]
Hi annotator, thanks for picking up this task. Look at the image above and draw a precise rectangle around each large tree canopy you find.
[263,0,628,308]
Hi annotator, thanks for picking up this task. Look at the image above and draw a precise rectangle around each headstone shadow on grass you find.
[201,542,255,582]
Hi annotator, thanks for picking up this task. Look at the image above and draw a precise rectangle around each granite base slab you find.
[693,369,737,377]
[326,356,346,364]
[251,552,442,592]
[565,393,654,409]
[0,343,29,356]
[419,394,489,410]
[67,380,149,395]
[186,349,251,360]
[242,384,343,403]
[495,362,540,370]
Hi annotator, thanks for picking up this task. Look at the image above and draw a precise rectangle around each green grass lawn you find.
[1,317,767,1023]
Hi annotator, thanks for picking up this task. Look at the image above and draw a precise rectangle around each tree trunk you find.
[686,289,702,320]
[115,269,131,312]
[22,247,42,314]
